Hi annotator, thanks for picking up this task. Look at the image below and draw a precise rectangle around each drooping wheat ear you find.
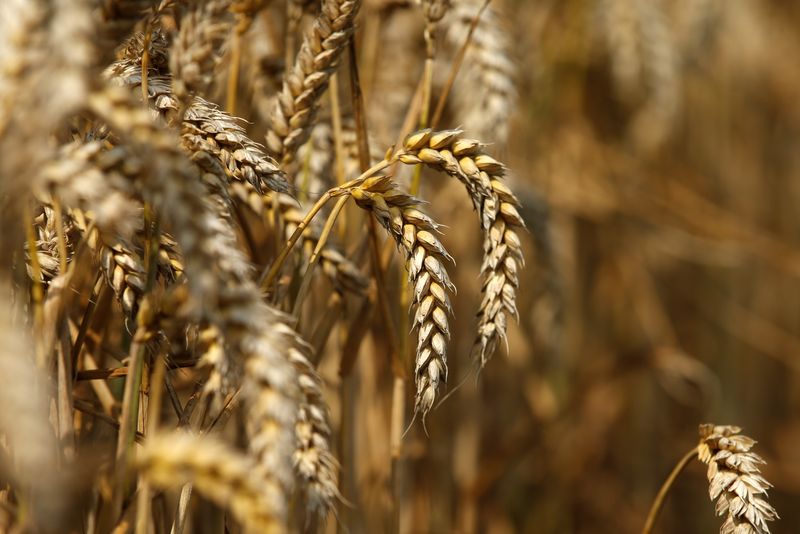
[266,0,362,165]
[107,59,290,194]
[398,129,524,366]
[698,424,778,534]
[170,0,232,104]
[89,87,303,516]
[351,176,454,415]
[137,431,285,534]
[146,83,363,293]
[444,1,516,145]
[289,347,340,516]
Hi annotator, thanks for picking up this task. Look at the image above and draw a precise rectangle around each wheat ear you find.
[351,176,454,415]
[266,0,362,165]
[137,431,285,534]
[107,38,289,194]
[698,424,778,534]
[398,128,524,366]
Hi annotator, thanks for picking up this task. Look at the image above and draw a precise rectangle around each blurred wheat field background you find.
[0,0,797,533]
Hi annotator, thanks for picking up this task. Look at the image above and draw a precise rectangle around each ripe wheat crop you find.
[0,0,792,532]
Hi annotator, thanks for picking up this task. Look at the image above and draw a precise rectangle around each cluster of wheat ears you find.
[0,0,779,533]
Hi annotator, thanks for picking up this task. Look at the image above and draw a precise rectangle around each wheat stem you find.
[259,158,393,290]
[292,195,350,318]
[259,191,333,290]
[642,446,697,534]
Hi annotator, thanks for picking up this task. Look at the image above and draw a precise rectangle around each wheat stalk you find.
[398,128,524,365]
[698,424,778,534]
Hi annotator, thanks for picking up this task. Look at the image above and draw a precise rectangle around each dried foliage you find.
[0,0,796,532]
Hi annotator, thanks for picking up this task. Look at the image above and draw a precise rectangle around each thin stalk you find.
[347,37,401,363]
[52,198,68,275]
[330,72,348,239]
[113,205,160,518]
[259,190,333,290]
[258,158,394,290]
[227,31,243,114]
[431,0,492,128]
[135,355,167,534]
[24,204,45,368]
[642,446,698,534]
[292,194,350,318]
[71,274,104,377]
[141,33,150,105]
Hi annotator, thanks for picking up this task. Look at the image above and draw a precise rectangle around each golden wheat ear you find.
[266,0,362,165]
[698,424,778,534]
[398,129,525,367]
[350,176,455,417]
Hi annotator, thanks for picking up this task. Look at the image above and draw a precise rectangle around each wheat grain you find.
[698,424,778,534]
[398,128,524,365]
[137,431,285,534]
[351,176,454,415]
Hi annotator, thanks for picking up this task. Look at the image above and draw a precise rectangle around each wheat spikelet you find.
[266,0,362,165]
[289,347,339,516]
[351,176,454,415]
[698,424,778,534]
[444,1,516,145]
[137,431,285,534]
[398,128,524,366]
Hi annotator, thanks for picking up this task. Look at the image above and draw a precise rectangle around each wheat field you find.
[0,0,797,533]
